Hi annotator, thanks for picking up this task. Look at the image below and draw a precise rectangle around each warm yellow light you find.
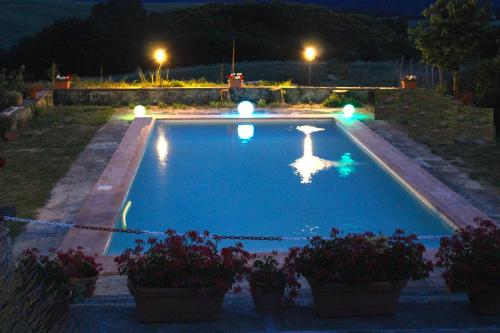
[303,47,317,62]
[154,49,167,65]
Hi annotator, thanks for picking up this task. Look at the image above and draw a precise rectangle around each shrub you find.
[208,100,236,108]
[436,218,500,292]
[285,229,432,285]
[256,98,268,108]
[470,58,500,107]
[323,92,363,108]
[115,230,251,292]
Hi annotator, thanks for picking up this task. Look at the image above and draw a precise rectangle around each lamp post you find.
[153,48,167,87]
[303,46,317,86]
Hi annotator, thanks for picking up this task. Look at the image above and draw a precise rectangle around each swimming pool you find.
[106,119,452,254]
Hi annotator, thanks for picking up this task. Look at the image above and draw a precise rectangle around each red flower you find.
[56,247,102,279]
[436,217,500,290]
[114,230,250,292]
[0,158,6,168]
[285,228,432,285]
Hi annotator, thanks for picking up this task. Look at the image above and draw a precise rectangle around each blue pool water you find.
[107,120,452,254]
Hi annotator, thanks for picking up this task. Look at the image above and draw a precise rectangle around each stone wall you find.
[375,89,495,144]
[53,87,379,106]
[0,90,53,134]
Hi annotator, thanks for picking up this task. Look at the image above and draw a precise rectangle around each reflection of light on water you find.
[156,129,169,166]
[338,152,355,177]
[237,125,254,142]
[290,126,336,184]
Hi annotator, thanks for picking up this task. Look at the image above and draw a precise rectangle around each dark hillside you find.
[3,1,415,79]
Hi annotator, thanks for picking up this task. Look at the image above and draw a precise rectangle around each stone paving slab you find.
[364,120,500,224]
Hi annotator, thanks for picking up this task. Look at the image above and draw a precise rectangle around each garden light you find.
[303,47,317,62]
[237,101,255,117]
[303,46,317,86]
[134,105,146,117]
[343,104,355,118]
[153,49,167,65]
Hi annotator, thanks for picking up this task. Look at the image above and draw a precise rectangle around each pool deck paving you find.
[12,110,132,256]
[67,274,500,333]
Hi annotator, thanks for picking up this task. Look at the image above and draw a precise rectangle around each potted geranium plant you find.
[6,91,23,106]
[401,75,417,89]
[19,248,72,330]
[436,218,500,315]
[228,73,244,88]
[115,230,250,323]
[248,252,287,315]
[56,247,102,299]
[285,229,432,318]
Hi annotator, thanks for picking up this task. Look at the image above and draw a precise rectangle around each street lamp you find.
[153,48,167,87]
[303,46,317,86]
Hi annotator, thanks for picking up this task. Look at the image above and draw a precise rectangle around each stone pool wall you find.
[375,89,495,144]
[53,87,378,106]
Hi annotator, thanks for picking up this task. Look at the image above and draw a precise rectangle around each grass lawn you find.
[431,141,500,191]
[0,106,115,235]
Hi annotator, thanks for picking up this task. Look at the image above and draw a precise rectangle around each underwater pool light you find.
[134,105,146,117]
[343,104,355,118]
[237,101,254,117]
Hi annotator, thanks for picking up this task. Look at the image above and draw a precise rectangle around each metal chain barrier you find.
[0,215,448,241]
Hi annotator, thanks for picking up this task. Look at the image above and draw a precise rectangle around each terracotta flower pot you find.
[249,279,286,315]
[467,284,500,315]
[229,79,243,88]
[30,87,42,99]
[128,280,227,323]
[15,95,23,106]
[307,278,407,318]
[54,81,72,89]
[70,275,99,299]
[401,80,416,89]
[46,289,71,331]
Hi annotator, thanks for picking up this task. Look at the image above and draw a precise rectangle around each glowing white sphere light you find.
[343,104,355,118]
[134,105,146,117]
[237,101,255,117]
[237,125,254,141]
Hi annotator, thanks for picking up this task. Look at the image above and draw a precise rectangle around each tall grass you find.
[72,60,400,88]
